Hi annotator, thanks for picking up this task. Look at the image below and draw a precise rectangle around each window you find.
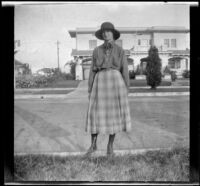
[89,40,97,49]
[186,59,188,70]
[164,39,170,48]
[175,61,181,69]
[141,39,148,46]
[115,39,123,47]
[171,39,177,48]
[169,61,176,69]
[168,59,181,69]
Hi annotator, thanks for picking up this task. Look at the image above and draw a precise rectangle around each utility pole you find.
[150,32,154,46]
[56,40,60,72]
[14,50,19,90]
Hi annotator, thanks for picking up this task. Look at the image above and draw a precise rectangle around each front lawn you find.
[172,79,190,86]
[14,89,74,95]
[130,79,171,87]
[48,80,81,88]
[13,147,189,181]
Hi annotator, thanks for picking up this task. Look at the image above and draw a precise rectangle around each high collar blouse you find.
[88,40,130,93]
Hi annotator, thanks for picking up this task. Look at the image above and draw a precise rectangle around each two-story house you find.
[68,26,190,80]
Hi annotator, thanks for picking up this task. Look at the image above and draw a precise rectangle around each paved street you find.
[14,95,189,154]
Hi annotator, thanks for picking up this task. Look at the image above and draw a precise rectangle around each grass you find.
[130,79,172,87]
[13,147,189,182]
[173,79,190,86]
[50,80,81,88]
[4,166,13,183]
[15,90,74,95]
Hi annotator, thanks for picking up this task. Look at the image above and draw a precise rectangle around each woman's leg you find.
[107,134,115,156]
[86,133,98,155]
[91,133,98,150]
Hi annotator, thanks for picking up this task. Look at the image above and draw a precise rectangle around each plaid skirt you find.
[85,69,132,134]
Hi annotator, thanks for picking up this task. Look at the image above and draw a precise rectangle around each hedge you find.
[16,75,56,88]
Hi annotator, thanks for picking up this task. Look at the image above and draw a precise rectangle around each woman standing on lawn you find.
[85,22,131,156]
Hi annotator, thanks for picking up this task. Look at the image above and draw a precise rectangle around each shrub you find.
[129,70,135,79]
[146,46,162,89]
[182,70,190,78]
[163,66,171,75]
[50,70,75,81]
[65,73,74,80]
[170,71,177,82]
[16,75,56,88]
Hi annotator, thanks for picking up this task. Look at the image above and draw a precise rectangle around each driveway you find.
[14,80,189,154]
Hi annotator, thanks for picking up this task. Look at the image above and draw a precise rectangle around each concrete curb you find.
[14,147,174,157]
[14,92,189,99]
[15,86,189,92]
[128,92,189,97]
[15,94,70,99]
[15,87,76,91]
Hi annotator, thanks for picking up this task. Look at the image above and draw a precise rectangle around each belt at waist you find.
[93,67,118,72]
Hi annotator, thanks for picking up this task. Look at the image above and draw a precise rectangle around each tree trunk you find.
[151,86,156,90]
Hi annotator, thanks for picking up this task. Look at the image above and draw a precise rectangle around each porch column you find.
[186,57,190,70]
[150,32,154,46]
[133,55,141,71]
[75,57,83,80]
[180,57,186,70]
[180,57,189,71]
[140,61,143,75]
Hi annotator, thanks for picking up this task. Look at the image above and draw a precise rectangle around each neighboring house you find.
[36,68,54,76]
[68,26,190,80]
[14,59,31,75]
[14,40,32,76]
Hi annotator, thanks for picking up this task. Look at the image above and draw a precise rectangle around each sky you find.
[14,2,191,73]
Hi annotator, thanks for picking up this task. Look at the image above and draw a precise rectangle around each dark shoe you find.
[85,145,97,156]
[107,145,114,157]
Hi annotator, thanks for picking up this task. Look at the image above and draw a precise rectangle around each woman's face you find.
[102,30,114,41]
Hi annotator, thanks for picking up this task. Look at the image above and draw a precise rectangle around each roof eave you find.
[68,30,76,38]
[68,28,189,37]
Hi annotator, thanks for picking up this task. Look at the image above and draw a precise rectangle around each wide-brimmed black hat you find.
[95,22,120,40]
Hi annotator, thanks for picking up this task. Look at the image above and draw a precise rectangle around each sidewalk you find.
[14,96,189,154]
[14,92,189,99]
